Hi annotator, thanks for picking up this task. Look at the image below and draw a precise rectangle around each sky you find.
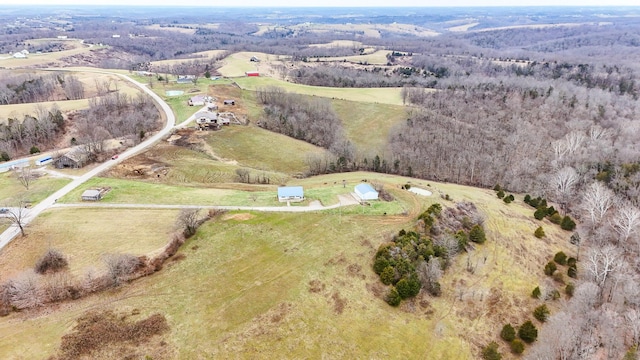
[0,0,639,6]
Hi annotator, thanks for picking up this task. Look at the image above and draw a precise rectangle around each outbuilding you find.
[55,148,89,169]
[354,183,378,201]
[81,189,101,201]
[223,99,235,105]
[245,71,259,77]
[277,186,304,203]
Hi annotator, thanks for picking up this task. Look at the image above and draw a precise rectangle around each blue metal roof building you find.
[277,186,304,203]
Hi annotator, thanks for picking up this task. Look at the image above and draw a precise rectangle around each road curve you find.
[0,70,176,250]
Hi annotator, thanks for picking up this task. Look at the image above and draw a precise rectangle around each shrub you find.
[380,266,395,285]
[534,208,547,220]
[553,271,565,284]
[531,286,541,299]
[456,230,469,250]
[544,261,557,276]
[35,248,68,274]
[0,151,10,162]
[567,257,577,267]
[373,257,390,275]
[565,282,575,297]
[469,224,486,244]
[561,216,576,231]
[29,146,40,154]
[500,324,516,342]
[481,341,502,360]
[524,194,531,204]
[385,287,402,307]
[534,227,545,238]
[568,265,577,278]
[494,184,502,192]
[497,190,505,199]
[550,289,561,300]
[396,276,421,299]
[503,194,514,203]
[553,251,567,265]
[518,320,538,343]
[533,304,550,322]
[548,212,563,224]
[510,339,525,354]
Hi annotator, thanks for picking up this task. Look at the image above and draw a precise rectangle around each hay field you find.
[332,99,407,152]
[234,77,404,105]
[0,42,106,69]
[217,52,278,77]
[0,208,178,281]
[310,50,391,65]
[150,49,228,68]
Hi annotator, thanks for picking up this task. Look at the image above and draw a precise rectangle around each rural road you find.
[0,70,177,250]
[50,194,361,212]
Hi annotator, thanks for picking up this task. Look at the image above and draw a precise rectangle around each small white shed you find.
[354,183,378,201]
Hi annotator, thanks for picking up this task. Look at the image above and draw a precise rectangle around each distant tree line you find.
[0,73,85,105]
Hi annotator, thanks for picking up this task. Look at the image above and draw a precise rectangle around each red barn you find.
[245,71,260,77]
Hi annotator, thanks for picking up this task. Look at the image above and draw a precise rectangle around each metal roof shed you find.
[277,186,304,203]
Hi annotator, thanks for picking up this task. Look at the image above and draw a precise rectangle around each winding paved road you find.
[0,72,360,251]
[0,71,175,250]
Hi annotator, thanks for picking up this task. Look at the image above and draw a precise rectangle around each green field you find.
[332,99,407,153]
[0,171,576,359]
[0,172,71,206]
[234,77,404,106]
[205,125,328,174]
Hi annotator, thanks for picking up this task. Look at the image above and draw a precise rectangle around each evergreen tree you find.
[469,224,486,244]
[518,321,538,343]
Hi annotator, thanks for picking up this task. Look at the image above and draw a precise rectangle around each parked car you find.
[0,208,8,214]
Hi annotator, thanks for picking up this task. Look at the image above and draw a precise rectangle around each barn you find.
[245,71,260,77]
[354,183,378,201]
[277,186,304,203]
[55,148,89,169]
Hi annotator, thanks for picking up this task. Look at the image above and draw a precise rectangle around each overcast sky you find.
[1,0,639,6]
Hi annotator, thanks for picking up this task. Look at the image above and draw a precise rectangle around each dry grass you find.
[310,50,392,65]
[0,171,576,359]
[0,208,178,281]
[150,49,227,68]
[0,42,106,69]
[234,76,404,105]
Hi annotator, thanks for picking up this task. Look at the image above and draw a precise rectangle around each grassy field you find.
[234,77,404,106]
[332,99,407,153]
[0,171,576,359]
[0,171,71,206]
[150,49,228,68]
[205,125,327,174]
[310,50,392,65]
[217,52,275,77]
[0,208,178,281]
[0,43,107,69]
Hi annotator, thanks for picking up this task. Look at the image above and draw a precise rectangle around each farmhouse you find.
[277,186,304,203]
[55,148,89,169]
[354,183,378,201]
[195,110,219,130]
[81,189,101,201]
[245,71,260,77]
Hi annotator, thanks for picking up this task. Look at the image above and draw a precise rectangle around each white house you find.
[12,52,26,59]
[277,186,304,203]
[354,183,378,201]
